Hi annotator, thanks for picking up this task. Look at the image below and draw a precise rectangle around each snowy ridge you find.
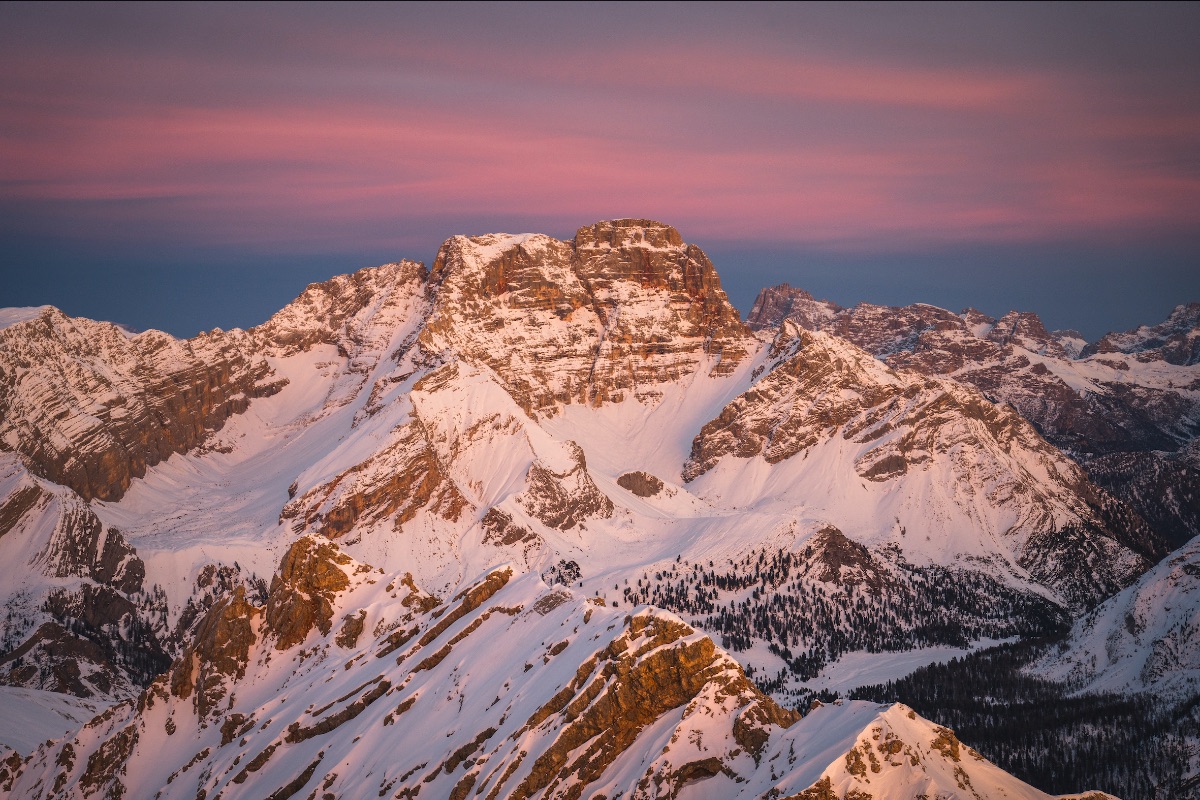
[1034,533,1200,703]
[0,539,1111,800]
[0,307,51,331]
[0,221,1182,798]
[747,285,1200,548]
[685,325,1147,610]
[0,307,280,503]
[1084,302,1200,365]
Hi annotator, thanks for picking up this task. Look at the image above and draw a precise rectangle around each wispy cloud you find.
[1,2,1197,255]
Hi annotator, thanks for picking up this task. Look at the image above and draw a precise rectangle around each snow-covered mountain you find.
[0,536,1114,800]
[0,219,1184,798]
[747,285,1200,550]
[1034,532,1200,703]
[1083,302,1200,365]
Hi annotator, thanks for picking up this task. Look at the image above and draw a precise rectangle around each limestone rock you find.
[170,585,261,719]
[282,419,471,541]
[418,219,754,415]
[749,288,1200,547]
[1083,301,1200,365]
[685,325,1150,609]
[747,283,841,333]
[0,308,281,502]
[517,442,613,530]
[265,536,355,650]
[616,471,665,497]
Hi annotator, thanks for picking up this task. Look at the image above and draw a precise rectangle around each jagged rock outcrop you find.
[0,308,283,502]
[572,219,750,377]
[517,442,613,530]
[747,283,842,333]
[37,509,142,595]
[169,585,261,720]
[1083,302,1200,365]
[617,471,665,497]
[0,456,166,699]
[418,219,753,414]
[685,325,1150,609]
[748,286,1200,547]
[805,526,892,590]
[281,418,471,541]
[264,536,358,650]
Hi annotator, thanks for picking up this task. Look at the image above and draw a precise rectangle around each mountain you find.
[747,285,1200,550]
[0,306,282,503]
[1,537,1114,800]
[1034,531,1200,703]
[0,219,1178,798]
[1083,302,1200,365]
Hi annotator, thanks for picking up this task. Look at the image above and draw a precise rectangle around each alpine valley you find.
[0,220,1196,799]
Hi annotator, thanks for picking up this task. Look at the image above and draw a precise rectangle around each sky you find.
[1,2,1198,341]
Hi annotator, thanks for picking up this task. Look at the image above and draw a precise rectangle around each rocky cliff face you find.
[419,219,753,414]
[1083,302,1200,365]
[685,324,1151,610]
[0,308,283,502]
[0,455,167,699]
[0,540,1096,800]
[748,285,1200,548]
[255,261,429,361]
[747,283,842,334]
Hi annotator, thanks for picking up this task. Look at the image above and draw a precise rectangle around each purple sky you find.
[2,2,1198,340]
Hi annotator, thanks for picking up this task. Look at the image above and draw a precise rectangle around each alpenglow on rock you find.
[0,220,1182,799]
[418,219,753,413]
[746,283,1200,549]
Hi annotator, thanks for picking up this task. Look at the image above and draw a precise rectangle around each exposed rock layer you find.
[748,285,1200,547]
[0,309,281,502]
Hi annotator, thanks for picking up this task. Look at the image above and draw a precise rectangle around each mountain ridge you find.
[0,219,1194,798]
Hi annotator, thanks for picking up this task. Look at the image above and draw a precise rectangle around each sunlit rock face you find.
[749,285,1200,548]
[686,324,1150,610]
[0,308,282,502]
[419,219,753,415]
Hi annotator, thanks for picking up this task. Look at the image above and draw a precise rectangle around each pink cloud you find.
[1,19,1197,255]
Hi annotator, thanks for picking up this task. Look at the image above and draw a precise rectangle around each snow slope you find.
[1033,533,1200,703]
[1,538,1113,800]
[0,687,103,756]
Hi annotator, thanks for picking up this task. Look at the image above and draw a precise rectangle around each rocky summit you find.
[749,284,1200,550]
[1,220,1195,798]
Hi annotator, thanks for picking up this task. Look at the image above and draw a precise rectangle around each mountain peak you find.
[419,220,752,414]
[1083,300,1200,364]
[987,310,1069,357]
[0,305,55,332]
[573,218,684,249]
[747,283,840,332]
